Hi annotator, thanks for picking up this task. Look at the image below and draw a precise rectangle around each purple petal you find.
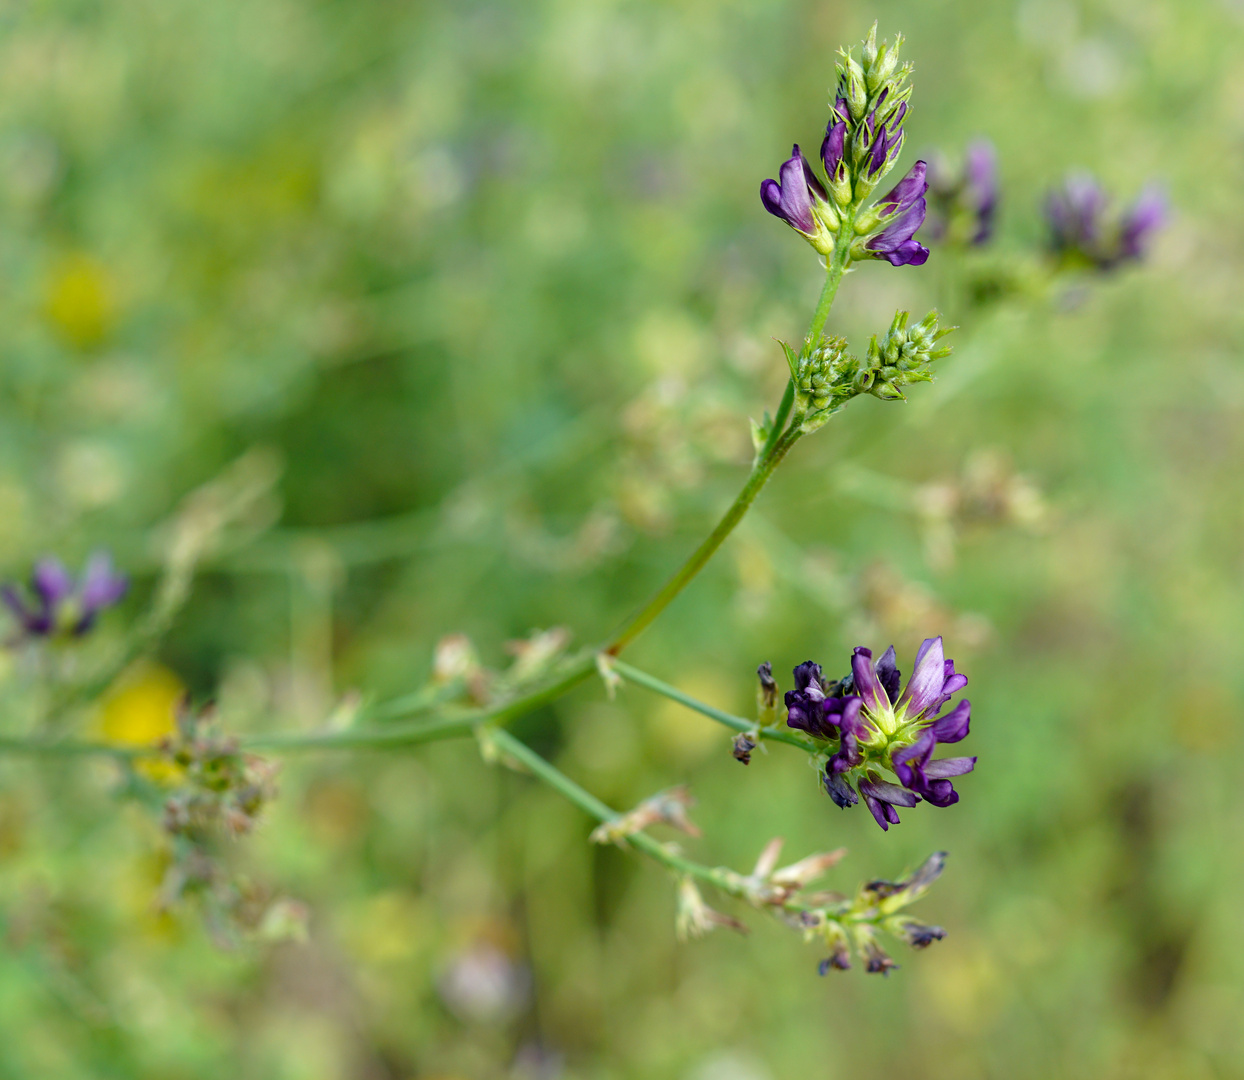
[858,778,920,808]
[862,793,893,830]
[874,646,901,705]
[899,636,945,717]
[892,730,936,786]
[32,558,73,606]
[877,160,928,215]
[79,552,128,612]
[823,769,859,808]
[965,139,997,243]
[821,121,846,179]
[1120,185,1166,260]
[759,146,818,234]
[851,647,889,713]
[922,780,960,807]
[929,699,971,743]
[869,124,889,176]
[792,661,823,693]
[924,756,976,778]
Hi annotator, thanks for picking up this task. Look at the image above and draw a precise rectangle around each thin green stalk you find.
[490,728,736,890]
[490,727,834,917]
[605,427,801,654]
[612,239,854,655]
[609,658,815,752]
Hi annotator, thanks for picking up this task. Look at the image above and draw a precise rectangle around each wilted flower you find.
[675,877,747,940]
[781,637,975,829]
[590,786,701,845]
[2,551,128,639]
[1045,172,1166,271]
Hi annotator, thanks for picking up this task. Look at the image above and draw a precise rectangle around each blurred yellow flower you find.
[43,253,116,349]
[100,663,183,747]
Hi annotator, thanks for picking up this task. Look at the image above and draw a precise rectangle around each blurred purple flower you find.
[1045,172,1166,270]
[2,552,128,639]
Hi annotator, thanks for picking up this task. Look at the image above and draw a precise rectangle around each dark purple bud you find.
[732,732,757,765]
[863,941,899,975]
[818,946,852,974]
[792,660,823,693]
[832,96,849,124]
[874,645,901,704]
[868,124,889,176]
[850,647,889,714]
[821,120,847,180]
[901,922,946,949]
[757,661,777,709]
[823,769,859,809]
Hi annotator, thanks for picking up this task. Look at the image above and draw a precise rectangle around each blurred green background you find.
[0,0,1241,1077]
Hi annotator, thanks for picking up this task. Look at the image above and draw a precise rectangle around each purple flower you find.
[1044,172,1166,271]
[760,145,833,252]
[1045,172,1108,256]
[821,120,847,182]
[964,139,997,244]
[781,635,975,830]
[864,161,929,266]
[2,552,129,639]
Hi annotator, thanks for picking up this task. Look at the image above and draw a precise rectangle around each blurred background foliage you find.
[0,0,1241,1077]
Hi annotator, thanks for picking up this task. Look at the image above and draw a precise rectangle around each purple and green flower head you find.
[781,636,975,830]
[2,551,128,640]
[760,24,929,268]
[1044,171,1166,271]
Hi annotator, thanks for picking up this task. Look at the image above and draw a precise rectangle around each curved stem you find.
[489,727,829,916]
[605,427,802,654]
[609,659,816,752]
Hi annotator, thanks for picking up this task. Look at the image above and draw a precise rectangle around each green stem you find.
[489,727,829,914]
[605,427,801,654]
[611,243,854,655]
[609,659,816,752]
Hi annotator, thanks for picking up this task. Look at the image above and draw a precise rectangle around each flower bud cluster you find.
[781,312,953,435]
[858,310,955,401]
[831,23,915,201]
[154,705,304,944]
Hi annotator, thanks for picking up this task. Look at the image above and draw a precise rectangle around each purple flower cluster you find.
[783,636,975,830]
[1044,172,1166,270]
[759,28,930,268]
[2,552,128,639]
